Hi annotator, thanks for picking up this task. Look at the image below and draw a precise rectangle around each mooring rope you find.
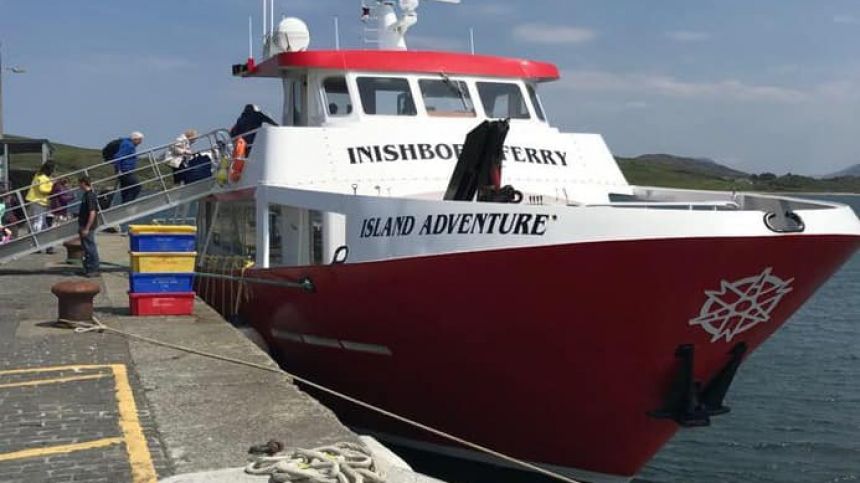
[233,260,254,317]
[63,316,581,483]
[245,442,385,483]
[98,258,314,293]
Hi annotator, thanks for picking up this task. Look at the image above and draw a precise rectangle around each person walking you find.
[165,129,197,186]
[112,131,144,203]
[25,161,55,234]
[229,104,277,152]
[165,129,197,221]
[77,175,100,277]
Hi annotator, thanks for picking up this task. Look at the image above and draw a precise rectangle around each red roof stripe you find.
[244,50,560,81]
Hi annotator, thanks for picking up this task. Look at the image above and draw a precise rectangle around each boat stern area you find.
[0,233,443,483]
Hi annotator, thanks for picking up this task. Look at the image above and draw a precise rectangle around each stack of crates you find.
[128,225,198,316]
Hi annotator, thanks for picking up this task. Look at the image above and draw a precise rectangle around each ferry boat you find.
[196,2,860,481]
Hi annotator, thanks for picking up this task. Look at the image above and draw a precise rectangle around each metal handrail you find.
[582,201,740,211]
[0,129,234,249]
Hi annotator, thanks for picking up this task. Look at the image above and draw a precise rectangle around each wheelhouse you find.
[237,50,559,127]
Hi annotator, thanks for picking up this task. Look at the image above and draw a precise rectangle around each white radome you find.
[274,17,310,53]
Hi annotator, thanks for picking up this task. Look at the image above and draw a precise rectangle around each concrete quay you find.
[0,233,442,483]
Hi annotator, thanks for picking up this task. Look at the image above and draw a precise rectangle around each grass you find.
[7,136,103,173]
[616,157,751,191]
[616,156,860,193]
[5,136,162,193]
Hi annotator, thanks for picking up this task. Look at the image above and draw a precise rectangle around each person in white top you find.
[165,129,197,221]
[165,129,198,185]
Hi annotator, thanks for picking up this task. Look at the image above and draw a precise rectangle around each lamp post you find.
[0,42,27,139]
[0,42,26,190]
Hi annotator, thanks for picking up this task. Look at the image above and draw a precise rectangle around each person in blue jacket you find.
[113,131,144,203]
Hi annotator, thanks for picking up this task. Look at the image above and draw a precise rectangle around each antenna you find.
[367,0,462,51]
[270,0,275,36]
[334,16,340,50]
[262,0,267,56]
[248,17,253,59]
[469,27,475,54]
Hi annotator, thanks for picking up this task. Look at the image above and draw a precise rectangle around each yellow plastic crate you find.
[129,224,197,235]
[130,252,197,273]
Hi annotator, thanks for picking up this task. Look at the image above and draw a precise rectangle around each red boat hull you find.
[201,234,859,479]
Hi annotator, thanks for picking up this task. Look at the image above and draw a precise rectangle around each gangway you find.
[0,129,233,264]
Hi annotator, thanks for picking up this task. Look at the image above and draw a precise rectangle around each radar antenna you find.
[362,0,461,51]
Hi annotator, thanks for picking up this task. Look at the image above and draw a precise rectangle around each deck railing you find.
[582,200,741,211]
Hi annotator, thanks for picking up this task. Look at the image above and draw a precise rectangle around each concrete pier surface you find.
[0,233,442,483]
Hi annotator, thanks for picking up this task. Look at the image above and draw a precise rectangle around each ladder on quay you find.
[0,129,233,264]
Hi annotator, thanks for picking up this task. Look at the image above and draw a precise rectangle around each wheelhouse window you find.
[526,84,546,121]
[418,78,475,117]
[323,77,353,117]
[357,77,417,116]
[476,82,530,119]
[282,76,307,126]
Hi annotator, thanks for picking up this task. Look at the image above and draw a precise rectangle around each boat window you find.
[310,210,323,265]
[418,78,475,117]
[205,201,256,260]
[282,76,307,126]
[526,84,546,121]
[476,82,530,119]
[323,77,353,117]
[357,77,417,116]
[268,205,283,265]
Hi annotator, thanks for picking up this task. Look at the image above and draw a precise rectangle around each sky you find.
[1,0,859,175]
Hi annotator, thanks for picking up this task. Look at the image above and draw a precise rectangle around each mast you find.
[363,0,462,51]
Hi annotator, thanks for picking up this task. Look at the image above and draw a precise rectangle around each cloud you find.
[513,23,596,45]
[624,100,650,110]
[408,35,465,52]
[551,70,808,103]
[833,14,859,25]
[72,53,194,74]
[469,4,515,16]
[814,80,860,101]
[665,30,711,42]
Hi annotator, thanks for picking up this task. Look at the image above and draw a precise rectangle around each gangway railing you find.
[0,129,234,264]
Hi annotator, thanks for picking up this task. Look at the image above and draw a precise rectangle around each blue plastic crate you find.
[130,234,196,252]
[129,272,195,294]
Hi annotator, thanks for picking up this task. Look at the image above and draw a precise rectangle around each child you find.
[0,198,11,244]
[49,177,75,223]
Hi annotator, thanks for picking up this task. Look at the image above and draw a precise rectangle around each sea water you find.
[640,195,860,483]
[393,195,860,483]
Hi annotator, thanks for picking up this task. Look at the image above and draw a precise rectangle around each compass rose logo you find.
[689,267,794,343]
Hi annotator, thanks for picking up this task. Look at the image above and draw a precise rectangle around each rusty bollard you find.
[51,280,101,322]
[63,238,83,262]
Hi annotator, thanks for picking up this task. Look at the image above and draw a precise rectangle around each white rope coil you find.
[245,442,385,483]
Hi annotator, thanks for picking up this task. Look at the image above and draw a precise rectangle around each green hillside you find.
[616,156,750,191]
[826,163,860,178]
[5,135,102,173]
[5,136,118,189]
[617,154,860,193]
